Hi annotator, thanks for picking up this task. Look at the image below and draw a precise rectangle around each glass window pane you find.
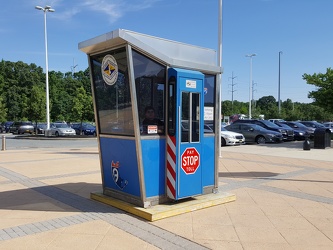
[132,50,166,135]
[204,74,216,131]
[168,78,176,136]
[181,92,189,142]
[90,47,134,136]
[192,93,200,142]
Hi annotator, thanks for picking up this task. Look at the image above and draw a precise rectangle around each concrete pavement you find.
[1,141,333,249]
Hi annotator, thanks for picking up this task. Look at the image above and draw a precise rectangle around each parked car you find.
[323,122,333,133]
[220,126,245,146]
[9,121,34,134]
[298,121,325,129]
[275,122,308,141]
[35,123,48,134]
[232,119,294,141]
[3,121,13,133]
[0,122,4,133]
[268,119,285,123]
[71,122,97,136]
[49,123,76,137]
[225,123,283,144]
[280,121,315,139]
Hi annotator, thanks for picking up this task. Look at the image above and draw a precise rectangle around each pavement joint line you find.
[256,185,333,205]
[221,156,333,171]
[220,167,333,205]
[0,156,87,165]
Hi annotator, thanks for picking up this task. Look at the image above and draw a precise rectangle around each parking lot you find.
[0,138,333,249]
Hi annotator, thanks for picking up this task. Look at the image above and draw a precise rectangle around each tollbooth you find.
[79,29,222,208]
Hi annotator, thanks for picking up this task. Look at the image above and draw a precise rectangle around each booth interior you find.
[79,29,235,212]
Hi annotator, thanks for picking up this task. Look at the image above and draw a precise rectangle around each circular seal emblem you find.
[101,54,118,85]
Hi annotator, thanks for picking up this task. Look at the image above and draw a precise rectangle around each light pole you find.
[245,53,256,119]
[35,5,55,135]
[278,51,283,114]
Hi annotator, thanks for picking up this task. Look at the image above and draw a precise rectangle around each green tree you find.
[0,96,7,121]
[303,68,333,114]
[256,96,279,119]
[28,85,46,128]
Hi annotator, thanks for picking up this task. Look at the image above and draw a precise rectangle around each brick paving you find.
[0,141,333,249]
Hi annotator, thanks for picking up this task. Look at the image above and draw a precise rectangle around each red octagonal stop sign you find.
[181,147,200,174]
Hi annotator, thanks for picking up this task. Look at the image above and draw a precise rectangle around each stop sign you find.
[181,147,200,174]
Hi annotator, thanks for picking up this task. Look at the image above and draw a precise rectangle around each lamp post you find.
[245,53,256,119]
[278,51,283,114]
[35,5,55,135]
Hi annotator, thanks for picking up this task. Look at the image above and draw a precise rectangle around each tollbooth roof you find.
[78,29,220,73]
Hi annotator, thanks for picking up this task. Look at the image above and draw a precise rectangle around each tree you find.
[28,85,46,128]
[303,68,333,114]
[256,96,279,119]
[0,96,7,121]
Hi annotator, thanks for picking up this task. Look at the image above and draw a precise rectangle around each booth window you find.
[168,76,176,136]
[204,74,216,131]
[90,47,134,136]
[132,49,166,135]
[181,92,200,143]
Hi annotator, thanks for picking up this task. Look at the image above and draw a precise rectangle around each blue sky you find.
[1,0,332,103]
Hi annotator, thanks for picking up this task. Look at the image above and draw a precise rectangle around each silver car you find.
[50,123,76,137]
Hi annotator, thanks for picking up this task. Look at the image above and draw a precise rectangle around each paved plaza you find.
[0,139,333,249]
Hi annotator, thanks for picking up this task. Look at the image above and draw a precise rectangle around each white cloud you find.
[49,0,161,23]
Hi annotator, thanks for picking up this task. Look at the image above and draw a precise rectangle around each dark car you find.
[9,121,34,134]
[280,121,315,140]
[232,119,294,141]
[71,123,97,136]
[35,123,48,134]
[0,122,4,133]
[225,123,283,144]
[275,122,308,141]
[3,121,13,133]
[298,121,325,129]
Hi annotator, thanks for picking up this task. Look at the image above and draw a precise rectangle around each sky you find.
[1,0,332,104]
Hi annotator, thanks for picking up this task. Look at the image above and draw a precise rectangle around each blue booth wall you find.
[141,138,166,197]
[202,136,215,187]
[99,135,214,200]
[99,137,141,197]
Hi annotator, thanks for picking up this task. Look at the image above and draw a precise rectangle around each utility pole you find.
[252,81,257,112]
[228,72,237,113]
[71,58,78,76]
[278,51,283,113]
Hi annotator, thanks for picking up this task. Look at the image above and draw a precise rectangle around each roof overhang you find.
[78,29,221,74]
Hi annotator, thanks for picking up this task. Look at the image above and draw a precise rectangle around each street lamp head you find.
[35,5,55,12]
[45,5,55,12]
[245,53,257,57]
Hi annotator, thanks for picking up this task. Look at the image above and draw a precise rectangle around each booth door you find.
[177,90,203,198]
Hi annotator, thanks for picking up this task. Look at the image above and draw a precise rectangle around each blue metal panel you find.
[141,138,166,197]
[100,137,141,197]
[202,136,215,187]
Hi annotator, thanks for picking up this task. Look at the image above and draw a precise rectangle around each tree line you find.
[1,60,332,124]
[222,67,333,122]
[0,60,94,124]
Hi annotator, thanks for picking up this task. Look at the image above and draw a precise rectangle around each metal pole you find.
[278,51,282,114]
[36,5,54,135]
[245,54,256,119]
[249,57,252,119]
[44,10,50,131]
[1,135,5,151]
[217,0,223,182]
